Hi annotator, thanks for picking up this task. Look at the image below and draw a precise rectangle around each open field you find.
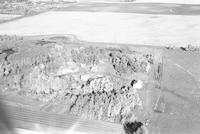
[134,0,200,4]
[72,0,200,4]
[56,2,200,15]
[0,4,200,46]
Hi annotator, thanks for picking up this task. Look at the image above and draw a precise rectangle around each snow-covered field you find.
[73,0,200,4]
[0,11,199,46]
[134,0,200,4]
[29,0,200,4]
